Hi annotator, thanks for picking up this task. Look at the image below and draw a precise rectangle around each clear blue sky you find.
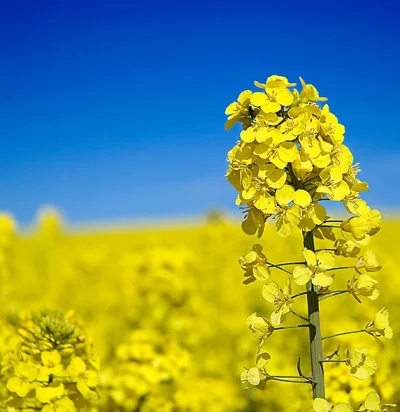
[0,0,399,225]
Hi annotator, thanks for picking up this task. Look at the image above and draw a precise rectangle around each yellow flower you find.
[247,313,275,345]
[355,250,381,273]
[348,274,379,302]
[41,397,77,412]
[275,185,302,237]
[366,308,393,339]
[360,391,397,411]
[262,280,293,325]
[334,239,360,257]
[241,208,266,237]
[241,367,265,389]
[250,91,281,113]
[298,202,327,231]
[67,357,99,400]
[341,214,371,242]
[253,131,298,169]
[39,351,64,381]
[225,90,253,130]
[293,248,335,287]
[313,397,353,411]
[6,362,38,398]
[241,352,271,389]
[299,77,327,103]
[36,383,65,403]
[239,244,270,284]
[313,398,331,412]
[319,104,345,145]
[346,348,377,380]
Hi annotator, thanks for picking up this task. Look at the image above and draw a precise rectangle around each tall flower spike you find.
[225,74,395,408]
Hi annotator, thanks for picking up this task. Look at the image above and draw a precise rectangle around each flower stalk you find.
[304,230,325,399]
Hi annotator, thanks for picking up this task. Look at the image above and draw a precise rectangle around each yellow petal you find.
[266,169,287,189]
[250,92,269,107]
[363,391,381,410]
[262,281,280,303]
[246,367,261,386]
[278,142,298,162]
[293,266,312,285]
[275,185,295,207]
[313,398,331,412]
[293,189,312,207]
[312,272,333,287]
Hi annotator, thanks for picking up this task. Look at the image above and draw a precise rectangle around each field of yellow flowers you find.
[0,209,398,411]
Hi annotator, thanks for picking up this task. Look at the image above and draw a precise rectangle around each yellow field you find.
[0,212,399,411]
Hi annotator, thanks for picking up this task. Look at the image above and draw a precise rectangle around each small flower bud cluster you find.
[0,310,99,411]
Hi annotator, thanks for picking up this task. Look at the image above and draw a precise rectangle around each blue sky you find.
[0,0,399,225]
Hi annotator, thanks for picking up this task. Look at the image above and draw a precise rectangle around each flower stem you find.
[326,266,353,271]
[267,262,293,275]
[275,324,309,330]
[290,309,309,322]
[291,291,308,299]
[318,290,348,301]
[268,376,311,384]
[268,261,305,267]
[324,220,344,223]
[319,360,347,363]
[304,230,325,399]
[322,329,366,340]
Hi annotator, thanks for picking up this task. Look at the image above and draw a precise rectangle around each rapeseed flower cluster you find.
[225,75,396,409]
[0,310,99,411]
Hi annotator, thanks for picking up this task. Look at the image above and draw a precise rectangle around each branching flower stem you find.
[290,309,309,322]
[291,291,308,299]
[326,266,353,271]
[322,329,366,340]
[267,262,293,275]
[275,324,309,330]
[268,261,305,267]
[319,360,347,363]
[268,376,311,384]
[319,290,348,301]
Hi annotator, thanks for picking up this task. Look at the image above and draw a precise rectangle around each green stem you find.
[320,360,347,363]
[326,266,353,271]
[290,309,309,322]
[318,225,341,229]
[268,376,311,384]
[304,230,325,399]
[318,290,348,296]
[319,290,348,301]
[322,329,366,340]
[267,262,293,275]
[291,291,308,299]
[268,261,305,267]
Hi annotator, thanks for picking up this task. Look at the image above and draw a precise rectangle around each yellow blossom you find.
[366,308,393,339]
[262,280,293,325]
[355,250,381,273]
[348,274,380,302]
[225,90,253,130]
[246,313,275,345]
[67,357,99,400]
[346,348,377,380]
[361,391,397,411]
[6,362,38,398]
[293,248,335,287]
[239,244,270,284]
